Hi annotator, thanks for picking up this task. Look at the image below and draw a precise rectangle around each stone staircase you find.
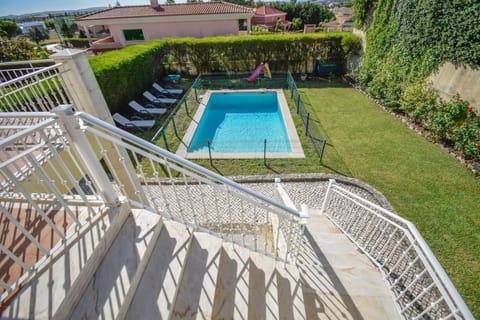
[2,205,400,319]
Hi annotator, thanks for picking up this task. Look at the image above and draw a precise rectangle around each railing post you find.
[319,179,335,215]
[51,49,147,204]
[53,104,118,204]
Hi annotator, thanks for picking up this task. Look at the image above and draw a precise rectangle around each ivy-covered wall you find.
[353,0,480,160]
[89,33,360,113]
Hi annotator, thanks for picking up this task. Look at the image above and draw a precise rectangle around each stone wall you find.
[428,62,480,110]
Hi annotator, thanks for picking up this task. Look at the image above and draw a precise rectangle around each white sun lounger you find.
[112,113,155,130]
[152,82,183,95]
[143,91,177,105]
[128,100,167,115]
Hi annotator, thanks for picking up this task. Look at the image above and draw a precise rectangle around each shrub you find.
[400,83,437,123]
[90,33,360,113]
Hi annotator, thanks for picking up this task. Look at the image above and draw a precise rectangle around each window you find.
[123,29,144,41]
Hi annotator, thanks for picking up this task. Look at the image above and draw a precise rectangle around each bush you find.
[90,33,360,114]
[64,38,90,48]
[89,40,167,113]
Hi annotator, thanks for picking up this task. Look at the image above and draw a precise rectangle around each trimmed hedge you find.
[89,41,167,114]
[89,33,359,113]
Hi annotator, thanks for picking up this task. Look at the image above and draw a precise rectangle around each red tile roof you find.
[254,5,287,17]
[76,1,254,21]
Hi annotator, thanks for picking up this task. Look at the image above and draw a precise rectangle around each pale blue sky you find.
[1,0,158,15]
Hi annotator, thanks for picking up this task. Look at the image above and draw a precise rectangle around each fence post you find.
[53,105,118,204]
[305,113,310,136]
[171,117,179,137]
[264,139,267,165]
[184,98,190,117]
[207,140,213,166]
[161,130,169,151]
[319,139,327,162]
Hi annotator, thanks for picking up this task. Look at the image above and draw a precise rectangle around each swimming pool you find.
[178,89,304,159]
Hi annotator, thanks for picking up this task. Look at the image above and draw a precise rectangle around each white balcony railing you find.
[0,61,71,112]
[320,179,474,320]
[0,107,306,303]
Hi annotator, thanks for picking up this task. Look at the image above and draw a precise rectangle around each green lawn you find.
[148,79,479,316]
[299,81,480,317]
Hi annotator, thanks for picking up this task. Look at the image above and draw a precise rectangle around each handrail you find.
[78,111,302,219]
[0,63,64,89]
[0,59,55,67]
[321,179,474,319]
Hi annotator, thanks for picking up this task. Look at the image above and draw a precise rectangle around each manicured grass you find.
[148,86,350,177]
[299,81,480,317]
[146,78,479,316]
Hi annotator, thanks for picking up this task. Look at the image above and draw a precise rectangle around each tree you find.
[27,26,49,44]
[44,19,55,30]
[115,1,121,6]
[271,2,334,25]
[275,18,284,32]
[165,0,175,3]
[0,37,49,62]
[59,18,77,38]
[0,20,21,39]
[291,17,302,31]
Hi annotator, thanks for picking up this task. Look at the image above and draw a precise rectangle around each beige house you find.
[75,0,254,52]
[324,6,353,32]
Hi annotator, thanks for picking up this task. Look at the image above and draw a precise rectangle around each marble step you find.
[125,219,193,320]
[170,231,224,320]
[210,242,307,320]
[69,210,162,319]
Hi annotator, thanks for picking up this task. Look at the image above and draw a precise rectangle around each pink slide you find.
[246,64,265,82]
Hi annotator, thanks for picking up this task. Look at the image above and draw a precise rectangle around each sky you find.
[0,0,155,16]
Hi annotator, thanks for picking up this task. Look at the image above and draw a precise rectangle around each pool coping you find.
[176,89,305,159]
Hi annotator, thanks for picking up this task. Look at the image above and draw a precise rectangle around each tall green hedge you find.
[89,33,359,113]
[353,0,480,161]
[89,41,167,114]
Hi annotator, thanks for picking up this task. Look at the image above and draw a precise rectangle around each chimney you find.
[150,0,159,7]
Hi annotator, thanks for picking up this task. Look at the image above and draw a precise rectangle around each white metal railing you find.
[0,112,108,302]
[75,108,305,263]
[0,107,306,302]
[319,179,474,320]
[0,60,55,82]
[0,62,71,112]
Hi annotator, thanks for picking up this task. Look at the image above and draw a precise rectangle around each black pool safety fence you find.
[152,72,327,162]
[286,72,327,162]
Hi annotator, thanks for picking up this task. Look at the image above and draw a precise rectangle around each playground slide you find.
[246,64,265,82]
[264,63,272,79]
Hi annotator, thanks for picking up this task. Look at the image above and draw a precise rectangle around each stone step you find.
[211,242,251,319]
[170,231,224,320]
[69,209,162,319]
[1,205,127,319]
[125,219,193,320]
[301,214,401,319]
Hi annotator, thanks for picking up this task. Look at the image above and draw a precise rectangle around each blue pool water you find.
[188,92,291,153]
